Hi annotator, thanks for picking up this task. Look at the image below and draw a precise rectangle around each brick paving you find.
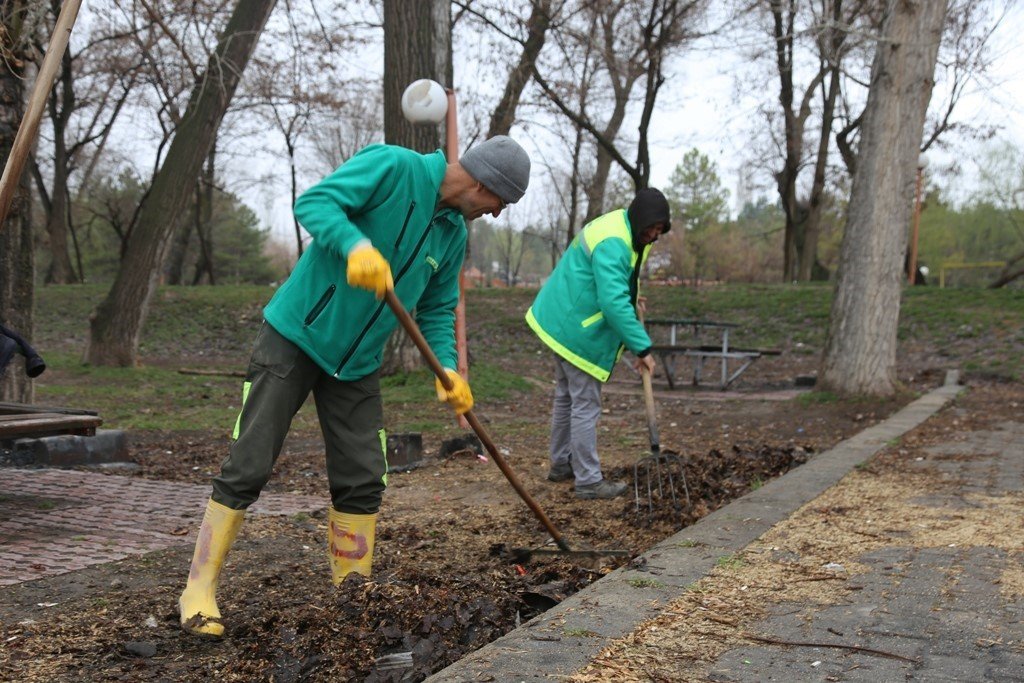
[0,469,323,586]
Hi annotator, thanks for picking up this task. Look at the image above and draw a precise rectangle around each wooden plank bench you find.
[0,402,102,440]
[650,344,782,390]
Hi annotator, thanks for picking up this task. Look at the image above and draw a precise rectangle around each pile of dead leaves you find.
[217,562,601,681]
[613,443,812,527]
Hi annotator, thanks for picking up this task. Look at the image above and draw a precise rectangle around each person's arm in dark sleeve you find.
[0,323,45,377]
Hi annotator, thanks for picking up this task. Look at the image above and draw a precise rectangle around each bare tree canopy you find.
[85,0,278,366]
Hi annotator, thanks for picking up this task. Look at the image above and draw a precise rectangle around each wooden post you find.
[447,88,470,430]
[0,0,84,231]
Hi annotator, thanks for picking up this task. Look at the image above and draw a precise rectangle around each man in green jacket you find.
[526,188,670,499]
[179,136,531,638]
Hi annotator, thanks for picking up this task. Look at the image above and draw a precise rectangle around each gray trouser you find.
[549,356,603,486]
[212,322,387,514]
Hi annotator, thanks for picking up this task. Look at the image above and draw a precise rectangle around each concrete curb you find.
[427,371,964,682]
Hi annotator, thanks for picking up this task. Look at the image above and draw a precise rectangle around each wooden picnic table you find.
[644,318,780,390]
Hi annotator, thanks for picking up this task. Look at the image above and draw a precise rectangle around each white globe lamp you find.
[401,79,448,125]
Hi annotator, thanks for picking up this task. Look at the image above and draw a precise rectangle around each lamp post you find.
[401,80,468,428]
[445,88,472,430]
[907,153,928,285]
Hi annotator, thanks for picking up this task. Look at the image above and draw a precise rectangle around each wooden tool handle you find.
[384,290,570,551]
[641,365,660,454]
[637,307,660,453]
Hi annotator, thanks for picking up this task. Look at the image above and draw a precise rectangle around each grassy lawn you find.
[26,282,1023,431]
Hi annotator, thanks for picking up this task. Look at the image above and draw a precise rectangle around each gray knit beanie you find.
[460,136,531,204]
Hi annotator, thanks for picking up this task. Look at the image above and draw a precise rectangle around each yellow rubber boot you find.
[328,508,376,583]
[178,499,245,638]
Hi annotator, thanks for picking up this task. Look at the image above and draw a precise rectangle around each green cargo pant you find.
[212,321,387,514]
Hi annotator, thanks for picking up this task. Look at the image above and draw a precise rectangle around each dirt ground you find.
[571,378,1024,682]
[0,343,975,680]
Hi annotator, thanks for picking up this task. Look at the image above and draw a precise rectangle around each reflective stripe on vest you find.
[525,307,611,382]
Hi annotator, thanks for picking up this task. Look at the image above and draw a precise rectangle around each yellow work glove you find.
[346,244,393,299]
[435,368,474,414]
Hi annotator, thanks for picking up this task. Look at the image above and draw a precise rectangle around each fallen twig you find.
[792,574,848,582]
[742,632,919,663]
[705,614,739,626]
[178,368,246,378]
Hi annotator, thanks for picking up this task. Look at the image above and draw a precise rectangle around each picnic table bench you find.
[0,402,102,440]
[644,318,781,389]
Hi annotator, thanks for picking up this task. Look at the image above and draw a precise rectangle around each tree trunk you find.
[381,0,451,375]
[771,0,799,282]
[798,1,845,283]
[43,23,78,284]
[167,144,219,286]
[192,151,217,286]
[0,1,34,402]
[799,61,842,282]
[819,0,948,396]
[85,0,277,366]
[383,0,450,154]
[487,0,552,138]
[988,249,1024,288]
[583,99,628,224]
[566,120,584,249]
[288,138,302,257]
[165,211,193,285]
[44,134,76,283]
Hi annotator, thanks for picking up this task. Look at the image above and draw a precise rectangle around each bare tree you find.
[0,0,40,402]
[27,0,145,284]
[26,0,235,287]
[308,83,383,174]
[493,224,528,285]
[85,0,278,366]
[976,146,1024,288]
[190,143,218,285]
[454,0,561,139]
[757,0,871,282]
[532,0,706,222]
[246,0,357,258]
[819,0,948,396]
[835,1,1006,174]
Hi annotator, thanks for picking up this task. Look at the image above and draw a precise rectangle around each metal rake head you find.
[633,450,691,519]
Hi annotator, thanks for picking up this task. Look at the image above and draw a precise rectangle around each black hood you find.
[627,188,671,250]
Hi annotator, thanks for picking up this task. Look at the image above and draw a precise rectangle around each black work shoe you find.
[575,479,628,499]
[547,461,574,482]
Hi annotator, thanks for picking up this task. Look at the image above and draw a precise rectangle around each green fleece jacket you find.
[526,209,652,382]
[263,144,466,380]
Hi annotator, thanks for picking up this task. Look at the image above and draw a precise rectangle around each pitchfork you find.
[634,313,691,518]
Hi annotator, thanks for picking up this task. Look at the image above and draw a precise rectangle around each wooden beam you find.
[0,401,98,416]
[0,0,85,230]
[0,414,102,439]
